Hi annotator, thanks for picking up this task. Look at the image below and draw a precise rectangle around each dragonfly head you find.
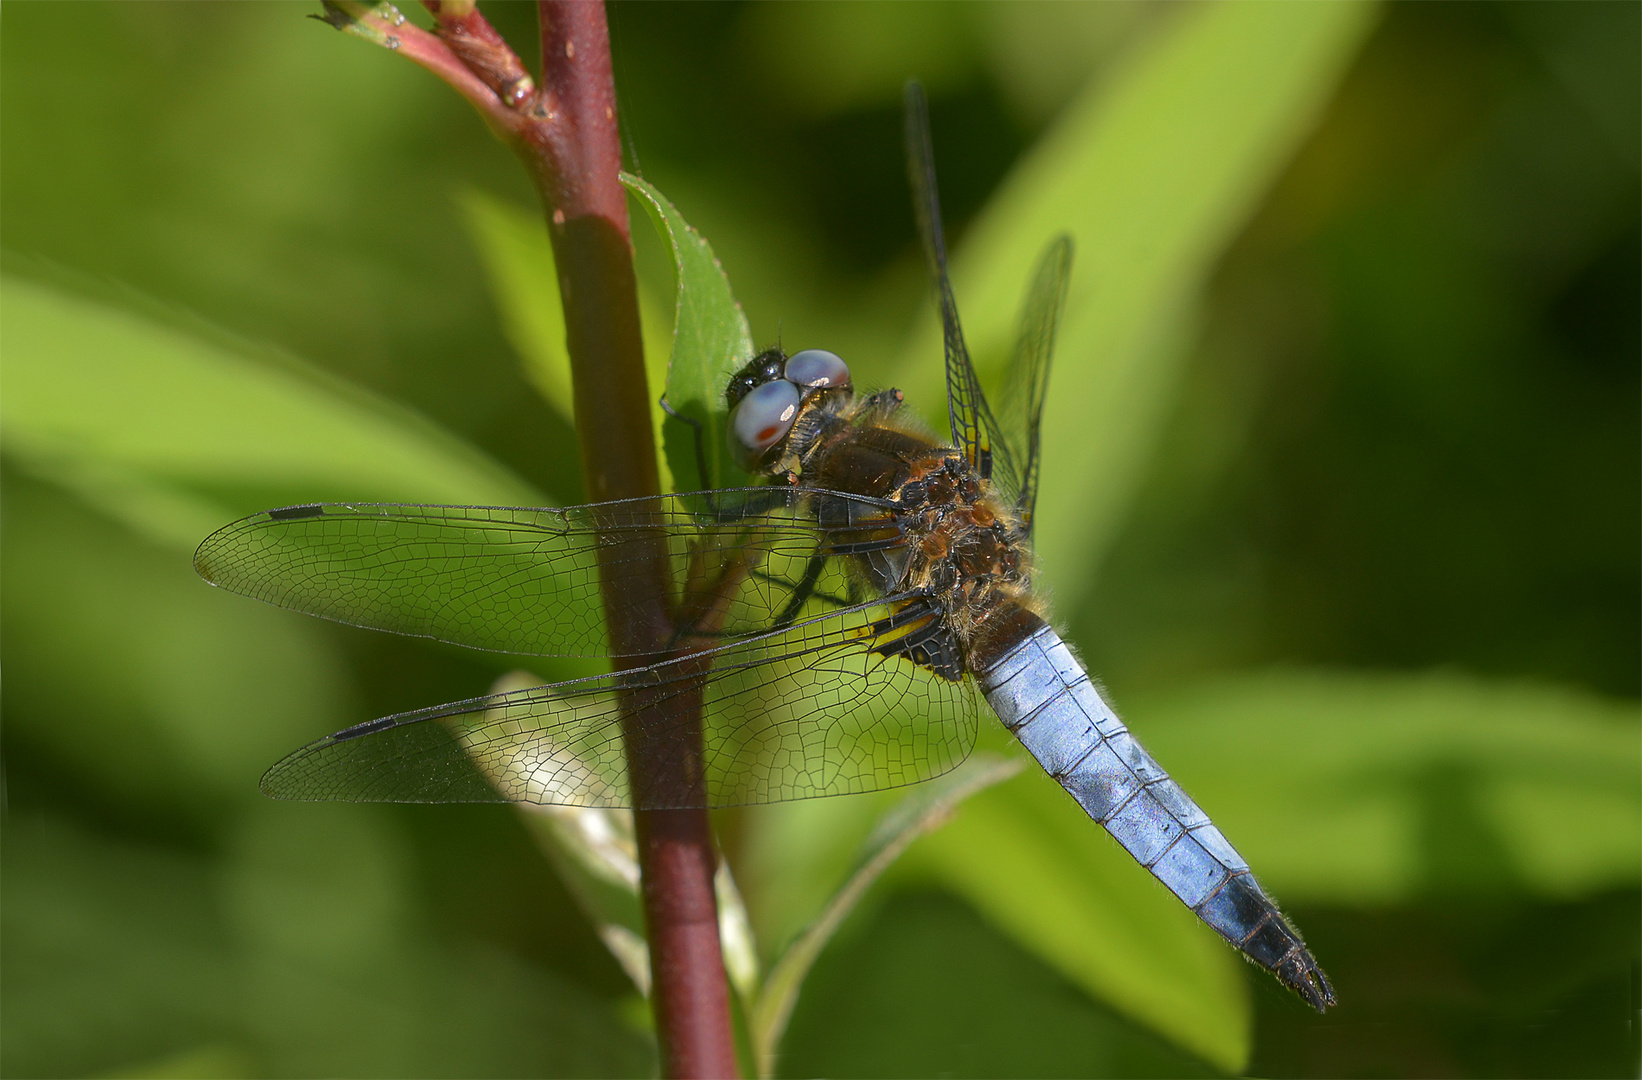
[726,347,852,474]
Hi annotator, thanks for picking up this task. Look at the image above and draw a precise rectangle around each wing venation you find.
[261,596,982,809]
[194,489,898,658]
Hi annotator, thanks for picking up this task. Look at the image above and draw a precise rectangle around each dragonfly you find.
[195,83,1333,1011]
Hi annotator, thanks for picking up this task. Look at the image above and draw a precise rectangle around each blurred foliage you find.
[2,2,1637,1078]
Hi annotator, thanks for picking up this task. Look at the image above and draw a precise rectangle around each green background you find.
[3,2,1637,1077]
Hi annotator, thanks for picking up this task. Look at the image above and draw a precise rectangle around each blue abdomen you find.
[978,623,1335,1011]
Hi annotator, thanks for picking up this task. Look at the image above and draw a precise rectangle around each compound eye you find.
[729,378,802,466]
[784,349,851,390]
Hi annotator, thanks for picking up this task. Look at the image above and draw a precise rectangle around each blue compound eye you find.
[784,349,851,390]
[729,378,802,466]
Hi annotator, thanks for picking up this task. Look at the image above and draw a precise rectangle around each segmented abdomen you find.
[978,623,1335,1011]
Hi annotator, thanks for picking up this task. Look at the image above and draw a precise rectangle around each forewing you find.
[193,490,885,658]
[903,81,1023,506]
[996,235,1073,535]
[260,597,982,809]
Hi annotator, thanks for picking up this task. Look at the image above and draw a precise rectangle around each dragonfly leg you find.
[858,387,905,417]
[660,394,713,497]
[748,567,851,610]
[771,552,829,630]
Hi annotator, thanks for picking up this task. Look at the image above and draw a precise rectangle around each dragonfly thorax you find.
[892,454,1039,656]
[798,412,1042,678]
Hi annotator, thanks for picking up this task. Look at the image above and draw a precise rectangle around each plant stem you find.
[318,2,739,1074]
[529,6,737,1075]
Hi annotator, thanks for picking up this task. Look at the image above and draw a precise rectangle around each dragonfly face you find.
[725,347,855,475]
[193,83,1334,1012]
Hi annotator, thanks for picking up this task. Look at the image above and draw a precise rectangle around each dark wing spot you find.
[268,504,326,521]
[332,715,401,741]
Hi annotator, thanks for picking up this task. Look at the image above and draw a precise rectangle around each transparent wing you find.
[995,235,1072,535]
[193,489,905,658]
[259,596,982,809]
[903,80,1022,507]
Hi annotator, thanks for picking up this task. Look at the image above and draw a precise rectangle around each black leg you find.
[665,554,840,650]
[772,553,829,629]
[659,394,713,497]
[749,568,851,609]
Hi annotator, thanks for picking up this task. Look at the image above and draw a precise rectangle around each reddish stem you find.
[319,2,740,1075]
[530,5,738,1076]
[318,3,515,132]
[423,0,535,106]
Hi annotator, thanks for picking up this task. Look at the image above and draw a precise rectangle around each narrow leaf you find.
[892,1,1379,612]
[521,799,762,1002]
[521,798,651,993]
[314,1,406,48]
[893,758,1253,1073]
[0,276,542,551]
[1126,669,1642,902]
[751,754,1023,1078]
[2,467,356,821]
[900,667,1639,1072]
[621,173,756,492]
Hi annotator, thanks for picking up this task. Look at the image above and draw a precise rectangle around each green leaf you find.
[621,173,756,492]
[457,191,576,419]
[457,189,676,487]
[1127,669,1642,903]
[892,0,1379,613]
[737,3,980,119]
[897,668,1639,1073]
[890,754,1253,1073]
[750,754,1023,1078]
[0,275,543,552]
[739,4,1163,124]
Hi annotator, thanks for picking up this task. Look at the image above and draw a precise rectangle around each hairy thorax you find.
[800,403,1045,675]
